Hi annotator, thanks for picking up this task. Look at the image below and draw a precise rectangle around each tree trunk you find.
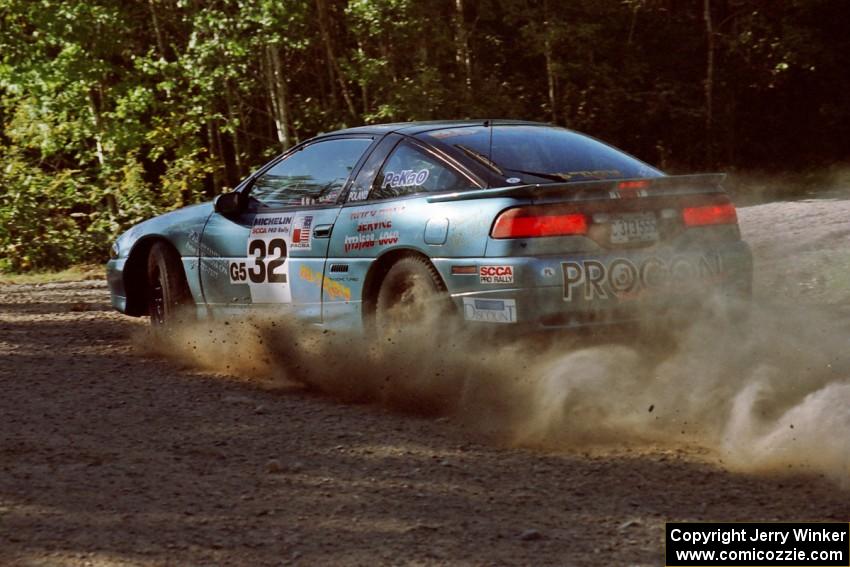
[206,120,222,196]
[703,0,714,166]
[87,89,106,167]
[315,0,358,120]
[453,0,473,98]
[223,81,244,176]
[627,2,640,46]
[357,41,369,116]
[264,44,292,150]
[543,0,557,123]
[147,0,166,59]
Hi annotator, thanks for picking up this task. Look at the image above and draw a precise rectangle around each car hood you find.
[116,202,214,257]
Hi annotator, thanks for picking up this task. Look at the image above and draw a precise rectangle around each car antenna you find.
[484,119,494,188]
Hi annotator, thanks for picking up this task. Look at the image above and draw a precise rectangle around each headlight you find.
[110,242,120,260]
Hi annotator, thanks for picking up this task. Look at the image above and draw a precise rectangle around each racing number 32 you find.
[231,238,288,283]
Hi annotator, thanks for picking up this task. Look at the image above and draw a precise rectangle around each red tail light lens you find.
[682,203,738,227]
[491,207,588,239]
[617,180,651,190]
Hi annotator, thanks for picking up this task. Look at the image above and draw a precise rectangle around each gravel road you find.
[1,198,849,566]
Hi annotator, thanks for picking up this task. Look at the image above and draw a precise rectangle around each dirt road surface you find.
[2,198,849,566]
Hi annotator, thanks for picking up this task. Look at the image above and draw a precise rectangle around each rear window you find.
[370,141,475,200]
[421,125,661,184]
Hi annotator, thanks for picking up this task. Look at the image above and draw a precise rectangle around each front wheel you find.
[147,242,193,326]
[375,256,452,336]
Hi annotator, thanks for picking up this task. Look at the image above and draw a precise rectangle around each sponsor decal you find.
[479,265,514,284]
[562,253,723,301]
[357,220,392,232]
[381,169,429,189]
[299,265,352,302]
[189,230,229,279]
[348,187,370,202]
[344,231,399,252]
[344,206,405,253]
[349,205,406,220]
[228,213,296,303]
[250,214,292,235]
[463,298,517,324]
[290,215,313,250]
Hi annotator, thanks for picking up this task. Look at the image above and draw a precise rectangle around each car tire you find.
[375,255,451,336]
[147,242,193,327]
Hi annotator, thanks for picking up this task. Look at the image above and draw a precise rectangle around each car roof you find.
[313,119,549,138]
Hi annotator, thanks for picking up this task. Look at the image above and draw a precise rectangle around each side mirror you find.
[214,191,245,216]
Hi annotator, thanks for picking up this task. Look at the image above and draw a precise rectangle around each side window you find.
[371,141,475,200]
[250,138,372,208]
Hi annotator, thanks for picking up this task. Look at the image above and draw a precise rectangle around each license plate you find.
[610,212,658,244]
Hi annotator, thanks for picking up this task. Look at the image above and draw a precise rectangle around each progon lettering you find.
[562,253,723,301]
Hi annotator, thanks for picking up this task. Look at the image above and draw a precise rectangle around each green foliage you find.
[0,147,87,271]
[0,0,848,271]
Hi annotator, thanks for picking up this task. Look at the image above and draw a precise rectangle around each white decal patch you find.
[228,213,295,303]
[462,298,517,324]
[479,265,514,284]
[382,169,429,189]
[290,215,313,251]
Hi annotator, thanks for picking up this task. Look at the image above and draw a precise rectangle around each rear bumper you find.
[436,241,753,330]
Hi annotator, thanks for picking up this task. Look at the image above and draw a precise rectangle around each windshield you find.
[422,125,662,184]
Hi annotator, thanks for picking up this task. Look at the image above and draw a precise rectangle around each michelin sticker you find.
[463,298,517,324]
[479,265,514,284]
[228,213,312,303]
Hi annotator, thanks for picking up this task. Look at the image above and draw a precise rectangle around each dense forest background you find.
[1,0,848,271]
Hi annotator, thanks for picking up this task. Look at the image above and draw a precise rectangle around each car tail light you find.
[682,202,738,227]
[617,180,651,190]
[491,207,588,239]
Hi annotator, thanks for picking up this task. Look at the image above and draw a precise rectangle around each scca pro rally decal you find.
[462,298,517,324]
[562,253,723,301]
[479,265,514,284]
[228,213,312,303]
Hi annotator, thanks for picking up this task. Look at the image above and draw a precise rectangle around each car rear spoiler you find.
[426,173,726,204]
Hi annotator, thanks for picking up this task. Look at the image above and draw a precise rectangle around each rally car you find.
[106,120,752,331]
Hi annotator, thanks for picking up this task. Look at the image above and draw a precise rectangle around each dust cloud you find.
[137,197,850,482]
[136,294,850,482]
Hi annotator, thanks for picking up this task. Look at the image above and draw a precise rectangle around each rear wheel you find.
[147,242,193,327]
[375,256,451,336]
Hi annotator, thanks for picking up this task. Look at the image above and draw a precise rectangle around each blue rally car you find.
[106,121,752,331]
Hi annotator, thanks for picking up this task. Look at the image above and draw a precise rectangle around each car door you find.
[199,136,375,321]
[323,136,481,327]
